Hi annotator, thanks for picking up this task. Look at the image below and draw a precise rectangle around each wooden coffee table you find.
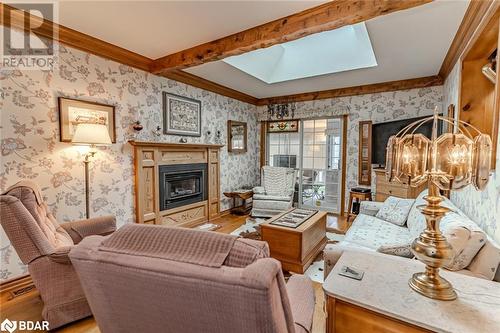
[261,209,327,274]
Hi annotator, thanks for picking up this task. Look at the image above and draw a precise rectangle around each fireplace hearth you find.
[159,163,207,211]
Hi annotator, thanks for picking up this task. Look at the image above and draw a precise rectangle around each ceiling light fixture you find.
[267,102,296,120]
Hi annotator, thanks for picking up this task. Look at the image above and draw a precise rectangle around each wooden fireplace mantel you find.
[129,140,222,226]
[129,140,224,149]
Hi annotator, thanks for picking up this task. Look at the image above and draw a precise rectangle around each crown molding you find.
[439,0,496,79]
[256,76,444,105]
[161,70,258,105]
[1,3,446,107]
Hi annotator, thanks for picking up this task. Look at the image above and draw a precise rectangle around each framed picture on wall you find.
[58,97,116,142]
[163,92,202,137]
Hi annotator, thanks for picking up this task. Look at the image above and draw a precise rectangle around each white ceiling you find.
[55,0,325,58]
[39,1,468,98]
[186,0,469,98]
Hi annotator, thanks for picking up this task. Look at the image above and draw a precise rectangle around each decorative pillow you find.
[466,237,500,280]
[441,215,486,271]
[375,196,415,226]
[406,190,427,238]
[377,243,414,258]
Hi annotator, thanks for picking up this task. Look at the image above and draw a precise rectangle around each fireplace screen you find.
[168,176,200,199]
[159,163,207,211]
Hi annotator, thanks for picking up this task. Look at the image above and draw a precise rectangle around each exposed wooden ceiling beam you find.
[162,70,259,105]
[256,76,444,105]
[1,3,446,107]
[151,0,433,74]
[439,0,495,79]
[0,3,258,104]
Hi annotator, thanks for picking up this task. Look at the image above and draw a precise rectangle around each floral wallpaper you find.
[444,62,500,244]
[257,86,444,209]
[0,32,260,282]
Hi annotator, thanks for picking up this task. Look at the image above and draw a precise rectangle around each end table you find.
[223,190,253,215]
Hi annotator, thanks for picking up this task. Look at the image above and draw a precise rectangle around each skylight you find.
[223,23,377,84]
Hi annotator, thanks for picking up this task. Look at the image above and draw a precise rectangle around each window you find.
[268,131,300,169]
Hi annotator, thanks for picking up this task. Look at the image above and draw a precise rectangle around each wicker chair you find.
[251,166,297,218]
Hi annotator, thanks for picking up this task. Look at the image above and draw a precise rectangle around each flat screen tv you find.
[371,115,442,167]
[273,155,297,168]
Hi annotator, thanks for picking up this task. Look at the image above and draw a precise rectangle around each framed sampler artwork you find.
[58,97,116,143]
[163,92,202,137]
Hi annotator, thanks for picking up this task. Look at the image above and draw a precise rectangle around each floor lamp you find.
[71,122,112,219]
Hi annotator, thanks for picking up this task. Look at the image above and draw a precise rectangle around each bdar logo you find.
[0,319,17,333]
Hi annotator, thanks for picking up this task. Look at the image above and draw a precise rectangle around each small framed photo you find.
[58,97,116,142]
[163,92,202,137]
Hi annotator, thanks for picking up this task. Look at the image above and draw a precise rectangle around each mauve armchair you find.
[70,224,315,333]
[0,180,116,329]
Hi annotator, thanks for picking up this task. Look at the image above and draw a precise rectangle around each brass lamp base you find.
[409,179,457,301]
[409,270,457,301]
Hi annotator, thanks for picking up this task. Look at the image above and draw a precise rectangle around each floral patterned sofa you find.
[323,190,500,282]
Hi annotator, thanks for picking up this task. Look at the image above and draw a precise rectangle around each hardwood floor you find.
[0,213,327,333]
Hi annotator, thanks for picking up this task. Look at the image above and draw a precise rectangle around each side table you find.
[347,189,372,224]
[223,190,253,215]
[323,251,500,333]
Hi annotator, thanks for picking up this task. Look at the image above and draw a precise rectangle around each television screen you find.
[273,155,297,168]
[371,115,441,166]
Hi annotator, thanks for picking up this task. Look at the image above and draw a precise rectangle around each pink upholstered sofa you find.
[0,181,116,329]
[70,224,315,333]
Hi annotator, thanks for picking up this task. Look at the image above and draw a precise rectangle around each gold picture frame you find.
[58,97,116,143]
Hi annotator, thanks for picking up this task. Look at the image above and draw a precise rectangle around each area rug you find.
[231,217,345,283]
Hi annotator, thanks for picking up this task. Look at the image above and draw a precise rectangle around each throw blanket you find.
[263,166,293,196]
[100,224,238,267]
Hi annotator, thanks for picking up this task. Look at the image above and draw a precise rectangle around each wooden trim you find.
[459,6,500,170]
[1,3,449,107]
[0,4,259,105]
[0,4,152,72]
[340,115,348,217]
[151,0,433,73]
[260,121,267,168]
[256,76,444,105]
[439,0,496,79]
[160,70,259,105]
[0,275,35,303]
[1,4,447,107]
[358,120,372,186]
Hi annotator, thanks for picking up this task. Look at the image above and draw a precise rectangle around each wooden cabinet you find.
[326,297,431,333]
[459,7,500,169]
[374,169,426,201]
[129,141,223,226]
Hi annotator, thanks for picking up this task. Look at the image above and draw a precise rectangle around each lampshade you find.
[472,134,492,190]
[433,133,473,190]
[72,123,112,145]
[385,135,400,182]
[395,134,430,186]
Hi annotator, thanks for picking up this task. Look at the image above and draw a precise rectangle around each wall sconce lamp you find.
[71,122,112,218]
